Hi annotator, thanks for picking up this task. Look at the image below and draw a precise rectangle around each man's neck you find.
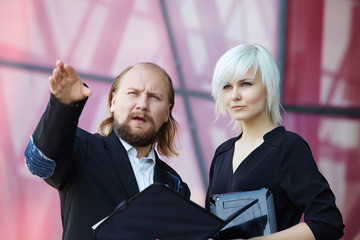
[135,145,152,159]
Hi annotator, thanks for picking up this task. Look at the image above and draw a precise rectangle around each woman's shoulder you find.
[265,126,308,149]
[214,136,238,155]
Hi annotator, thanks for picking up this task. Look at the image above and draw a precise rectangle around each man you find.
[24,60,191,240]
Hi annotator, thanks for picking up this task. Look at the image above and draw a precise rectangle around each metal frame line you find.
[159,0,209,189]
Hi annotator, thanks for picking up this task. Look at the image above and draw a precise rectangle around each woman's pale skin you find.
[219,68,315,240]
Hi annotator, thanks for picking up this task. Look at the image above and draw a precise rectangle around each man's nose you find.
[136,94,149,110]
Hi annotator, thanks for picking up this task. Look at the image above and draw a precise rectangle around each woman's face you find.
[221,68,268,123]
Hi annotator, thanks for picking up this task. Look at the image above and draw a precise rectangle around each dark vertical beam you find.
[277,0,287,104]
[159,0,208,188]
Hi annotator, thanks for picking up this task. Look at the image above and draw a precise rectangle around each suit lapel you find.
[103,131,139,199]
[154,160,166,184]
[154,155,180,192]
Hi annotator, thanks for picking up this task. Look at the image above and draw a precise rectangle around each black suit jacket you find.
[33,94,191,240]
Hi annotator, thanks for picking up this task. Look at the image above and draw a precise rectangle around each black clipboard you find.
[210,188,277,239]
[93,183,258,240]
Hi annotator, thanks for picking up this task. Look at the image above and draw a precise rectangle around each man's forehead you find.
[118,68,169,92]
[123,65,166,80]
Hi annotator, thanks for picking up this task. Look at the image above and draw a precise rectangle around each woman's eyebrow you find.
[237,77,254,82]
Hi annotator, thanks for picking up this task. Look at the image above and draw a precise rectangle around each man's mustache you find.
[129,112,154,125]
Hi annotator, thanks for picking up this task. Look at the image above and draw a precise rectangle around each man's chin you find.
[114,121,158,147]
[131,126,150,134]
[130,121,149,128]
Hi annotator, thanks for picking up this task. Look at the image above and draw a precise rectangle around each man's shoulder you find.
[75,128,113,141]
[155,157,176,172]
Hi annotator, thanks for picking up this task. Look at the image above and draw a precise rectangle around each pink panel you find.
[0,67,62,240]
[188,97,236,173]
[165,0,280,93]
[283,0,360,109]
[0,0,180,88]
[282,0,324,105]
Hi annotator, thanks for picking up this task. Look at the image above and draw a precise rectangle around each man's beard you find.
[114,119,159,148]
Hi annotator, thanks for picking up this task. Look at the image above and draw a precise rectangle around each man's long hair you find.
[97,62,180,157]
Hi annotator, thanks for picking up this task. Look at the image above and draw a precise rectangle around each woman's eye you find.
[223,84,232,89]
[241,82,252,87]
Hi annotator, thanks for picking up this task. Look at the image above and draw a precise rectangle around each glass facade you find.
[0,0,358,239]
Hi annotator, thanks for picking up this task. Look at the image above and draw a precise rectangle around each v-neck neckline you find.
[231,137,265,175]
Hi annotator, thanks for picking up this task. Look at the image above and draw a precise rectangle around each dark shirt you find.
[206,127,344,240]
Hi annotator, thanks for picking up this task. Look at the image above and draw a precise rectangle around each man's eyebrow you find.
[126,87,144,92]
[127,87,140,90]
[148,90,164,98]
[127,87,164,97]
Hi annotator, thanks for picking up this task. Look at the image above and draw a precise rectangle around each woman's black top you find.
[206,126,344,240]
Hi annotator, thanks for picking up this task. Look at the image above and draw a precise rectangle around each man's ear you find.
[109,92,116,113]
[164,104,171,123]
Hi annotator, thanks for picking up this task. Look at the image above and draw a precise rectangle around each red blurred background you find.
[0,0,359,239]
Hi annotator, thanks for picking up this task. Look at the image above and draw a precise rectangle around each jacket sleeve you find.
[24,94,87,189]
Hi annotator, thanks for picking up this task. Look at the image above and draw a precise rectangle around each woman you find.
[205,44,344,240]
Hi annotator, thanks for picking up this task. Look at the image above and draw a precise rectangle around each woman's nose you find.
[231,87,241,100]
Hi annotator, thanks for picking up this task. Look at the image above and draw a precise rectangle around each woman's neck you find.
[240,118,276,142]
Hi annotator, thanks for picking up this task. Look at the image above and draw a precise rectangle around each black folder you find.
[93,183,258,240]
[210,188,277,239]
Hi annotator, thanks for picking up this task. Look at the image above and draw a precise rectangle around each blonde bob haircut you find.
[97,62,180,157]
[211,44,283,132]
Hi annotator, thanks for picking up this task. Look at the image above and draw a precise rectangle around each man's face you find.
[110,66,171,147]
